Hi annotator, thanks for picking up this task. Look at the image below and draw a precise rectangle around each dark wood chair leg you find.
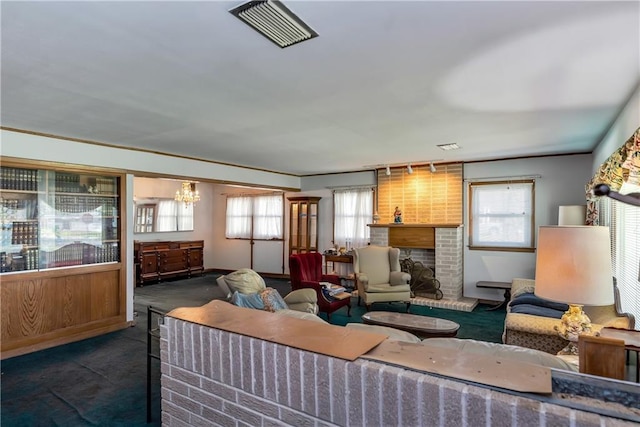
[365,304,371,311]
[358,296,361,306]
[347,304,351,317]
[406,302,411,313]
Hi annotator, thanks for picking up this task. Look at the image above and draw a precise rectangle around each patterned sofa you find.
[502,278,635,354]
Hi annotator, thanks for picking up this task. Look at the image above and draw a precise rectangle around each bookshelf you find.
[0,166,120,272]
[0,161,127,359]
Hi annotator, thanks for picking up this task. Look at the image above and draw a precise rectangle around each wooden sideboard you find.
[134,240,204,285]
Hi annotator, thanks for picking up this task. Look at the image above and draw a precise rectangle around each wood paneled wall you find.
[1,262,127,359]
[376,163,463,224]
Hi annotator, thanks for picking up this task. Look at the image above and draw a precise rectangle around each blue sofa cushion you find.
[509,292,569,312]
[510,304,566,319]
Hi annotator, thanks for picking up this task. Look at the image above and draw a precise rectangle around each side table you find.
[476,281,512,311]
[599,327,640,382]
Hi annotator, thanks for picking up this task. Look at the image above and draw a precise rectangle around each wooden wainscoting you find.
[0,263,128,359]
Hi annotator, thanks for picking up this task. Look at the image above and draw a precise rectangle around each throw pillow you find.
[260,287,288,312]
[223,268,266,294]
[509,292,569,311]
[231,291,265,310]
[230,287,289,312]
[510,304,566,319]
[216,275,233,301]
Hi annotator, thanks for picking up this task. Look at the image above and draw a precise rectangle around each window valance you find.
[586,127,640,201]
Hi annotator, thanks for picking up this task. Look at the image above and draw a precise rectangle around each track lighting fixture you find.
[385,165,391,176]
[407,164,413,174]
[430,162,437,173]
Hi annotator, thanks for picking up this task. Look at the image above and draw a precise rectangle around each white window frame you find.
[469,180,535,251]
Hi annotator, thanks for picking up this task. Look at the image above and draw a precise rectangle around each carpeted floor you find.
[1,272,505,426]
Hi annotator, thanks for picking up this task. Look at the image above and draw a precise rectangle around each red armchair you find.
[289,252,351,322]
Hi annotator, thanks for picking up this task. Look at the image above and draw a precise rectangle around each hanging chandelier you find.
[175,182,200,206]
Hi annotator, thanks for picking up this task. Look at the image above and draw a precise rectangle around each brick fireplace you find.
[369,224,477,312]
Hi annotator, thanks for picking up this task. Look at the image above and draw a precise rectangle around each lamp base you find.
[555,304,592,356]
[557,341,580,356]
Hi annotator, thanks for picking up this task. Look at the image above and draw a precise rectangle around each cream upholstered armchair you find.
[352,245,412,311]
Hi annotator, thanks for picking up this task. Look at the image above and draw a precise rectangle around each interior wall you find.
[463,154,593,301]
[592,83,640,172]
[132,177,216,270]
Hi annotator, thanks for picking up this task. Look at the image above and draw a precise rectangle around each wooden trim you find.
[1,127,299,178]
[468,179,536,249]
[1,319,129,360]
[389,226,435,249]
[368,223,462,228]
[0,156,126,176]
[0,262,122,281]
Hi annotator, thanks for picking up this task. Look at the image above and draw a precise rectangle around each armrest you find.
[321,274,341,286]
[284,288,317,305]
[390,271,410,286]
[299,280,323,292]
[356,273,369,290]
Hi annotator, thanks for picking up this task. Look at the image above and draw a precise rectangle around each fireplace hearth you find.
[400,258,443,300]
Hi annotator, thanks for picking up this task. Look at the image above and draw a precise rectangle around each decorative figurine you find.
[394,206,403,223]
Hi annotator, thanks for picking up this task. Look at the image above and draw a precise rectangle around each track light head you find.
[385,165,391,176]
[430,162,437,173]
[407,164,413,174]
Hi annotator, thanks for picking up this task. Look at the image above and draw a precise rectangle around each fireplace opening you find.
[400,258,443,300]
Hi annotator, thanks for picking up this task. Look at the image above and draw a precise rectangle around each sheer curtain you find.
[176,202,194,231]
[253,195,282,239]
[156,200,177,232]
[333,188,373,250]
[225,196,252,238]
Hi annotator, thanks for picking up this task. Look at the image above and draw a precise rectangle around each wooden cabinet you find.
[0,159,126,359]
[134,240,204,285]
[288,196,320,255]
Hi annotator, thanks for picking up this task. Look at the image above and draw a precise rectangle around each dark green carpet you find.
[1,272,505,426]
[325,301,506,343]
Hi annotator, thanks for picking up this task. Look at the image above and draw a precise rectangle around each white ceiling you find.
[2,1,638,176]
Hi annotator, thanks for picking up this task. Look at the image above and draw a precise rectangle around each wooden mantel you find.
[368,223,463,249]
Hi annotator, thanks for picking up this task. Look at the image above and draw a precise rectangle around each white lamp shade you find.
[558,205,587,226]
[534,226,613,306]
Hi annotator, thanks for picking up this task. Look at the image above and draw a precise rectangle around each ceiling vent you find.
[230,0,318,48]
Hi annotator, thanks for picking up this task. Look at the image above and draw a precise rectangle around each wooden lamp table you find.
[599,327,640,383]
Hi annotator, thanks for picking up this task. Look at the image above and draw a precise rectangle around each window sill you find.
[468,246,535,253]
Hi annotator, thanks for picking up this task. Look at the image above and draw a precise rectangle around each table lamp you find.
[558,205,586,226]
[534,226,614,355]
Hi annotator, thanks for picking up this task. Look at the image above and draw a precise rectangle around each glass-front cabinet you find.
[288,196,320,255]
[1,166,120,273]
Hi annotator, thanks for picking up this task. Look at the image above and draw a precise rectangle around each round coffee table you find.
[361,311,460,339]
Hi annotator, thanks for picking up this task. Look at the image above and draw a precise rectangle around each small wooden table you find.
[324,254,353,274]
[599,327,640,382]
[476,281,512,311]
[362,311,460,339]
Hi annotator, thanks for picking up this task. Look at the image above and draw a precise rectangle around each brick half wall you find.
[160,317,629,426]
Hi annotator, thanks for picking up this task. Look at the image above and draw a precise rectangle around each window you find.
[156,200,177,232]
[333,188,373,249]
[598,195,640,322]
[469,180,535,250]
[134,199,195,233]
[225,194,283,240]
